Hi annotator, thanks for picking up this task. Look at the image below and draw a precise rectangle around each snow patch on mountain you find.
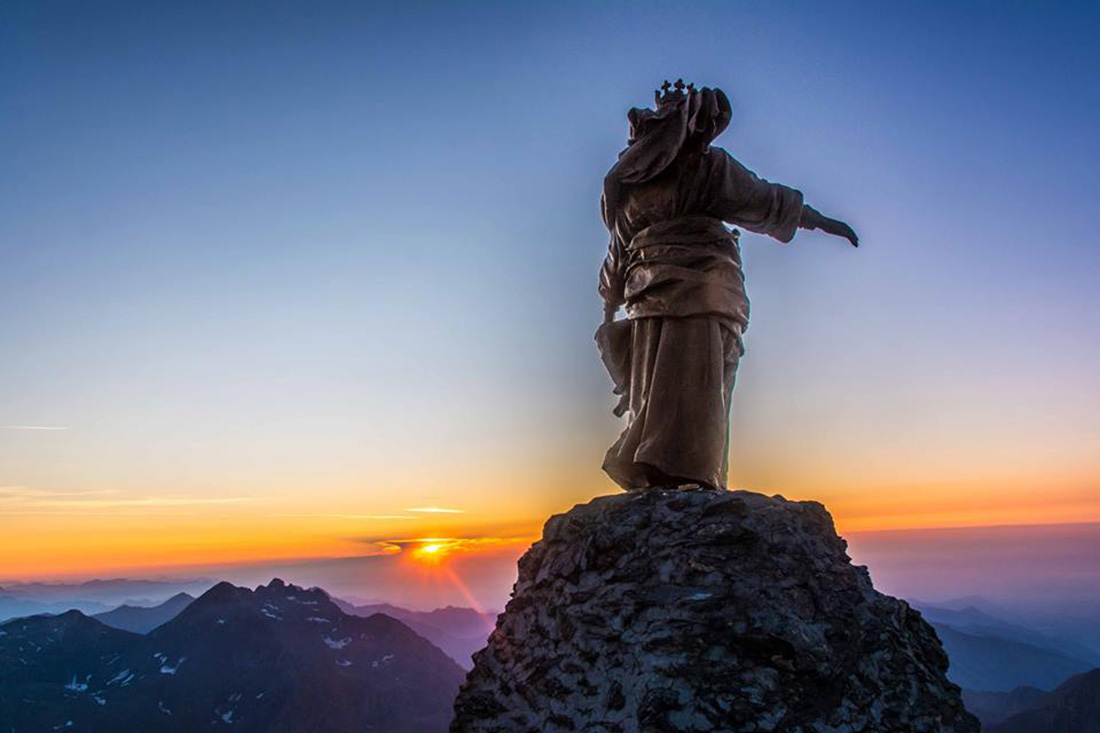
[323,635,351,649]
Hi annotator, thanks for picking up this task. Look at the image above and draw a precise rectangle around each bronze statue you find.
[597,80,858,491]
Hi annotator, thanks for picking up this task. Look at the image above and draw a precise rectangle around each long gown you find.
[598,146,804,490]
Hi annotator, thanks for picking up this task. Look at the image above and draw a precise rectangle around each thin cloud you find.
[351,518,543,546]
[0,486,262,513]
[1,425,69,431]
[0,487,120,500]
[32,496,258,508]
[349,530,535,548]
[265,513,419,520]
[406,506,466,514]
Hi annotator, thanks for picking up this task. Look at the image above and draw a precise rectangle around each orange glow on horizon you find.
[2,468,1099,581]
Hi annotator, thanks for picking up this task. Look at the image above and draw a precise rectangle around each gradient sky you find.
[2,2,1099,584]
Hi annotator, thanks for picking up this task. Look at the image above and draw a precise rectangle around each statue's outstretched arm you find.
[706,151,854,247]
[799,204,859,248]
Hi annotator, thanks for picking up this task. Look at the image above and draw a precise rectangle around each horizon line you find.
[5,518,1099,584]
[846,518,1100,535]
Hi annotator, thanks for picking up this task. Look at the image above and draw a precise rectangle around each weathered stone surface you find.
[452,489,978,733]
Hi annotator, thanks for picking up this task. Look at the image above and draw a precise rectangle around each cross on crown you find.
[655,79,695,109]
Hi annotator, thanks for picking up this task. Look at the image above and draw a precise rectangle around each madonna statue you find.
[597,80,859,491]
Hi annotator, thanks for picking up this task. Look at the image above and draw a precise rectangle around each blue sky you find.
[1,1,1099,577]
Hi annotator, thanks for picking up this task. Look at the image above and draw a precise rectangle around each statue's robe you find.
[598,146,803,490]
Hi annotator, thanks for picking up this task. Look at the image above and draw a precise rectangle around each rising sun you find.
[412,541,453,564]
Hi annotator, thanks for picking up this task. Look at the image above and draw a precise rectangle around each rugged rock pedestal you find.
[452,489,978,733]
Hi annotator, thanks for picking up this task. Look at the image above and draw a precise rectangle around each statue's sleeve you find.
[598,233,627,308]
[705,150,804,243]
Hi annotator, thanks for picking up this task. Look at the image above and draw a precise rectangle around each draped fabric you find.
[597,122,804,490]
[618,216,748,323]
[598,317,742,490]
[601,86,731,230]
[599,149,805,318]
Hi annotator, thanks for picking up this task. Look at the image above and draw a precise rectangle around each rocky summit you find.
[451,489,979,733]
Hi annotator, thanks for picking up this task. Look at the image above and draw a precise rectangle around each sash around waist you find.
[629,216,740,250]
[622,216,749,325]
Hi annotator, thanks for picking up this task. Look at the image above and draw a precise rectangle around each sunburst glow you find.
[412,540,454,564]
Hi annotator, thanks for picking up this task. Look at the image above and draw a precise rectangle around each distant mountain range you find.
[968,669,1100,732]
[913,595,1100,664]
[91,593,196,634]
[6,577,1098,731]
[964,686,1048,727]
[334,599,495,669]
[0,579,213,622]
[64,587,496,670]
[0,578,214,604]
[0,579,464,732]
[906,600,1100,729]
[910,601,1097,692]
[915,602,1100,666]
[0,592,112,621]
[935,625,1093,692]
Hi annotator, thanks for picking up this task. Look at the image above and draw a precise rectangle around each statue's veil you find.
[602,85,731,229]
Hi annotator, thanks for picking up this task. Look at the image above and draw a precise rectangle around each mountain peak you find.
[2,579,466,731]
[453,488,979,732]
[202,580,245,601]
[52,608,87,621]
[6,608,91,628]
[92,592,197,634]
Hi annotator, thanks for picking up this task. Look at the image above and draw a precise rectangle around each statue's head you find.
[603,80,732,226]
[626,79,732,152]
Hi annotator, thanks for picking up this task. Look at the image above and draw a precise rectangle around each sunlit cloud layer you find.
[266,513,419,520]
[0,485,262,513]
[1,425,69,431]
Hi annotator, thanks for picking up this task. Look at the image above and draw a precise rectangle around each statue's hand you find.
[603,303,619,324]
[800,205,858,247]
[822,218,859,248]
[834,221,859,248]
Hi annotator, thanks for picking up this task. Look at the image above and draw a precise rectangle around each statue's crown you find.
[655,78,694,109]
